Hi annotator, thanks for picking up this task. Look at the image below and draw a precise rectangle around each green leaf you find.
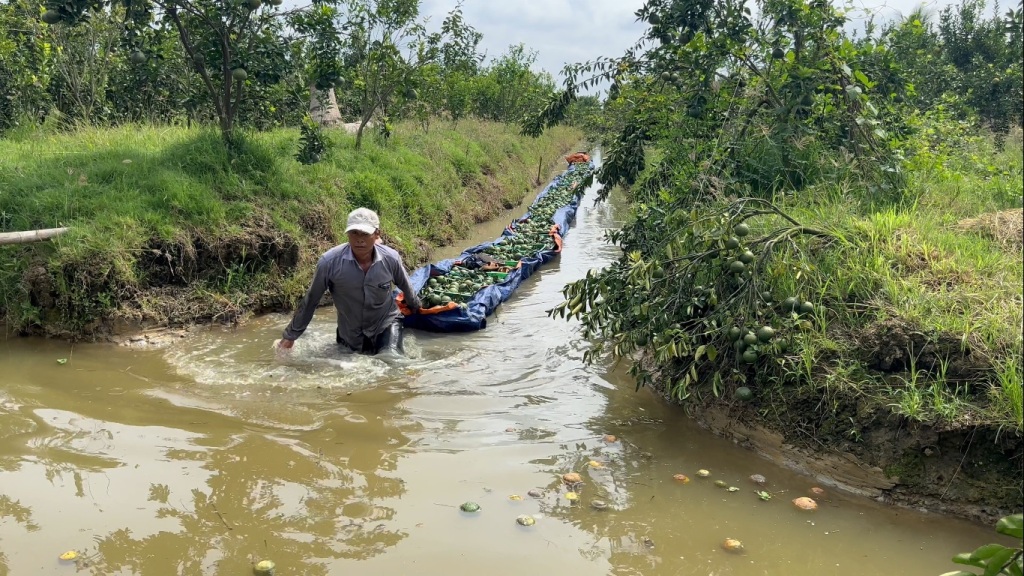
[971,544,1008,562]
[954,553,987,568]
[996,514,1023,539]
[706,344,718,362]
[984,549,1015,576]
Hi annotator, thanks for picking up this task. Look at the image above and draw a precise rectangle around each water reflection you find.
[0,374,415,574]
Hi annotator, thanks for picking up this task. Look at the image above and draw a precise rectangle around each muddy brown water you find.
[0,151,1010,575]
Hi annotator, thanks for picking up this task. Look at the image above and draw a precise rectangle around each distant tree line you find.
[0,0,561,143]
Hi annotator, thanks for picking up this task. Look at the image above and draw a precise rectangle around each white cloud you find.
[420,0,648,83]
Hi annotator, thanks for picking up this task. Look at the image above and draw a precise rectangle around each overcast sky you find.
[419,0,974,88]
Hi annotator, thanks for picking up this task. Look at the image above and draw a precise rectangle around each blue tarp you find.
[399,161,595,332]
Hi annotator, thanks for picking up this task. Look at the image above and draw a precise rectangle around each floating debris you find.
[527,489,544,498]
[516,515,536,526]
[673,474,691,484]
[714,480,728,488]
[508,494,523,501]
[563,472,583,484]
[726,486,740,492]
[588,460,605,469]
[749,474,767,485]
[696,469,711,478]
[792,497,818,511]
[59,551,78,562]
[590,499,609,510]
[253,560,276,576]
[810,487,826,496]
[564,492,579,501]
[460,502,481,513]
[721,538,744,553]
[603,434,617,443]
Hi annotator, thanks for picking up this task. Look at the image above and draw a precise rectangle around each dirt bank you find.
[672,384,1023,526]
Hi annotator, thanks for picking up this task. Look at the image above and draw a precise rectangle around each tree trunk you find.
[355,110,374,150]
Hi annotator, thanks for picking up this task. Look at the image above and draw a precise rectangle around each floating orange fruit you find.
[563,472,582,484]
[673,474,690,483]
[721,538,744,552]
[792,496,818,511]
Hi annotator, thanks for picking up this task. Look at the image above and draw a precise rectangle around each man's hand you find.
[277,338,295,350]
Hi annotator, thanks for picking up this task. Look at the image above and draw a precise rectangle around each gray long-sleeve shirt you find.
[282,243,421,347]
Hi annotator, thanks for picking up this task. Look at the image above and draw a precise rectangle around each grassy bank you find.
[758,124,1023,431]
[0,119,582,338]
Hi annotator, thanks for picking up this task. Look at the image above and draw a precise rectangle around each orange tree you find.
[41,0,302,142]
[524,0,912,398]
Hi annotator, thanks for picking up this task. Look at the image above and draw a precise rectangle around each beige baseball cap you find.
[345,207,380,234]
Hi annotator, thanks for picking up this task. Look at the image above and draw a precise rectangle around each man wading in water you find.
[277,207,421,356]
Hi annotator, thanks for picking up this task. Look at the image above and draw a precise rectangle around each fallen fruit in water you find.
[253,559,276,576]
[565,492,579,501]
[563,472,582,484]
[590,499,609,510]
[603,434,617,443]
[527,489,543,498]
[508,494,523,501]
[516,515,536,526]
[810,487,826,496]
[673,473,690,483]
[59,551,78,561]
[750,474,767,485]
[697,469,711,477]
[714,480,728,488]
[721,538,744,552]
[460,502,481,513]
[793,497,818,510]
[588,460,605,468]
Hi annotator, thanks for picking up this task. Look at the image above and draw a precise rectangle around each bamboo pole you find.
[0,227,69,245]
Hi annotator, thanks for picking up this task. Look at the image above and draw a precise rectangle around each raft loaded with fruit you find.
[395,157,596,332]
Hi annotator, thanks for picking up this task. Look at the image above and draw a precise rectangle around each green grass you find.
[0,118,582,335]
[766,126,1024,430]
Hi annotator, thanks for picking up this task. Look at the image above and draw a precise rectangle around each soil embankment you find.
[679,388,1022,526]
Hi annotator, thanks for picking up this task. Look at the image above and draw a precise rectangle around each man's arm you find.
[281,258,330,343]
[390,255,422,312]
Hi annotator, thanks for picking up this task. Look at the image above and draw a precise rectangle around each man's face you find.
[347,229,379,259]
